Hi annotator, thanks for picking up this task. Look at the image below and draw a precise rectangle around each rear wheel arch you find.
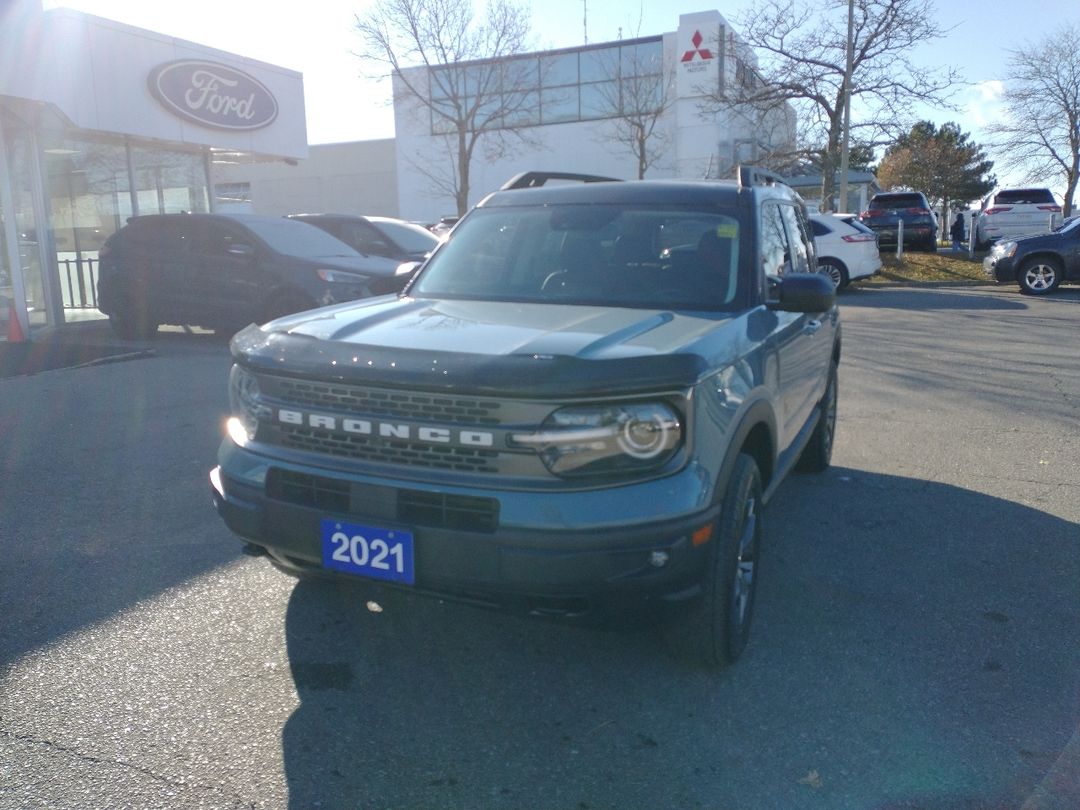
[818,257,849,289]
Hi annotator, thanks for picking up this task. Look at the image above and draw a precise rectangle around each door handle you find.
[804,319,822,335]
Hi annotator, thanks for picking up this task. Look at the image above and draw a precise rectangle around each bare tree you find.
[704,0,960,211]
[586,41,675,179]
[987,25,1080,217]
[354,0,538,216]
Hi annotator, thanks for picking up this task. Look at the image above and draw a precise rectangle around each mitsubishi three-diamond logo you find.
[681,31,714,63]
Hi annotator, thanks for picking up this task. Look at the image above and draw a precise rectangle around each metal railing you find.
[57,255,98,309]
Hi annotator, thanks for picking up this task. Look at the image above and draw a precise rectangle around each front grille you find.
[274,380,502,426]
[266,468,499,533]
[398,489,499,533]
[275,425,501,474]
[267,468,349,512]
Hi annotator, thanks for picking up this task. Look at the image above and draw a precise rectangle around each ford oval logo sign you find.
[148,60,278,131]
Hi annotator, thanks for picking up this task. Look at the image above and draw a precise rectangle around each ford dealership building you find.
[0,0,306,339]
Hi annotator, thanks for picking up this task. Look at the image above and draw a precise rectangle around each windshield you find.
[240,218,362,258]
[371,218,440,253]
[412,204,744,311]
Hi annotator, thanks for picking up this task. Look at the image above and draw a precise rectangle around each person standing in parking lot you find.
[950,212,966,251]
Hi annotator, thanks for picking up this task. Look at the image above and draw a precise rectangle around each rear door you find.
[128,217,195,324]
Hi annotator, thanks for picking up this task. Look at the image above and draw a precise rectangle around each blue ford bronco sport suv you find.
[211,168,841,668]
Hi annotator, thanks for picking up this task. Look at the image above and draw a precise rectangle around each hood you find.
[231,296,744,397]
[296,253,402,277]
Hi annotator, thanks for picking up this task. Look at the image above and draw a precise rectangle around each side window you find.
[779,204,811,273]
[131,219,193,253]
[759,202,788,276]
[343,222,393,256]
[204,222,251,256]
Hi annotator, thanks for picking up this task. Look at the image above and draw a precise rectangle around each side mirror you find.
[768,272,836,313]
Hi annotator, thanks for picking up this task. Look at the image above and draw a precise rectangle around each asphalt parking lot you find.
[1,285,1078,809]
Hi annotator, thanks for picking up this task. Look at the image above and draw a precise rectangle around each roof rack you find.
[736,165,787,189]
[500,171,621,190]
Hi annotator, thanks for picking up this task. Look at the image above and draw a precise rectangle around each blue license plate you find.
[321,519,415,585]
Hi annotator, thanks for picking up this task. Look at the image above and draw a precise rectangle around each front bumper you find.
[210,440,720,616]
[983,254,1016,282]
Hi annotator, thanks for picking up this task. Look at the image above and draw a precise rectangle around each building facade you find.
[0,1,307,339]
[392,10,796,223]
[218,10,797,227]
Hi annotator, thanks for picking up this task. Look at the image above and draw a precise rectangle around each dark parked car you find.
[983,216,1080,295]
[859,191,939,252]
[286,214,439,262]
[98,213,414,339]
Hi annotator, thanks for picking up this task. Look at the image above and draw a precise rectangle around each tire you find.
[797,361,838,473]
[818,259,849,290]
[109,292,157,340]
[664,453,763,670]
[925,238,938,253]
[1018,257,1062,295]
[261,291,316,324]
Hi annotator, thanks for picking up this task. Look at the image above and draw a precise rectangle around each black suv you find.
[211,168,840,668]
[97,213,414,339]
[983,216,1080,294]
[860,191,939,252]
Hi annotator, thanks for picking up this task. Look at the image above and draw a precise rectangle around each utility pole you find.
[838,0,854,212]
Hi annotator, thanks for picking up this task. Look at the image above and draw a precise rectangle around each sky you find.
[47,0,1080,187]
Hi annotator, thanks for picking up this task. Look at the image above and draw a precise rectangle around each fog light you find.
[649,551,669,568]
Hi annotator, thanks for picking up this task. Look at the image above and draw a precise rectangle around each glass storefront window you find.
[4,126,51,329]
[580,80,619,120]
[42,134,130,314]
[541,86,579,123]
[131,147,209,216]
[540,52,578,87]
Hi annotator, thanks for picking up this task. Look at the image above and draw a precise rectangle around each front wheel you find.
[1018,257,1062,295]
[664,453,763,669]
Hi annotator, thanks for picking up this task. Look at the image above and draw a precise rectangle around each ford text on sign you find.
[148,60,278,131]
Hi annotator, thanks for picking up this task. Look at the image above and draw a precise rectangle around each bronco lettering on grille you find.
[276,409,495,447]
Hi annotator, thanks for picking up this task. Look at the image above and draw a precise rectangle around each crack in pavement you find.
[0,729,257,808]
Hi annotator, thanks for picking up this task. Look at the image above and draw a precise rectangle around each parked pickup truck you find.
[210,168,841,668]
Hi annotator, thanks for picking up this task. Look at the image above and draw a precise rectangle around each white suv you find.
[809,213,882,289]
[975,188,1062,248]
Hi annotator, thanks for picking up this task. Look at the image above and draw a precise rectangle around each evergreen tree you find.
[876,121,995,216]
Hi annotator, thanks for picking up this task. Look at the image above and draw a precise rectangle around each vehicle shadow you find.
[279,468,1080,810]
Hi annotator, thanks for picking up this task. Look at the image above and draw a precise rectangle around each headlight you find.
[992,241,1017,258]
[228,364,270,441]
[316,268,372,284]
[511,402,682,477]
